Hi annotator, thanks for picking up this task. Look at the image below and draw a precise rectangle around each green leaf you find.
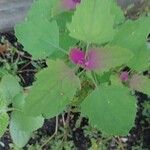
[81,85,137,136]
[111,17,150,71]
[56,11,78,50]
[0,99,9,138]
[95,71,111,84]
[55,11,73,30]
[10,119,31,148]
[0,113,9,138]
[60,32,77,51]
[15,19,59,59]
[11,112,44,133]
[129,74,150,95]
[10,93,44,148]
[67,0,115,44]
[15,0,60,59]
[110,0,125,26]
[0,75,21,104]
[128,45,150,71]
[27,0,56,19]
[23,59,81,118]
[13,93,44,132]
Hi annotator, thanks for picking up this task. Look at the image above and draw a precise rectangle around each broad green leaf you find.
[27,0,56,19]
[81,85,137,136]
[67,0,115,44]
[110,0,125,26]
[86,46,133,73]
[12,93,44,132]
[0,99,9,138]
[15,19,59,59]
[0,75,21,104]
[129,74,150,95]
[10,93,44,148]
[111,17,150,71]
[10,119,31,148]
[11,112,44,133]
[23,59,81,118]
[15,0,59,59]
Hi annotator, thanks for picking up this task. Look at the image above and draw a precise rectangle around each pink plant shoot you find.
[84,49,101,70]
[120,71,129,82]
[69,48,101,70]
[62,0,81,10]
[69,48,85,66]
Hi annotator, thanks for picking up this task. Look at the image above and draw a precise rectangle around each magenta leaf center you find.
[63,0,81,10]
[69,48,100,70]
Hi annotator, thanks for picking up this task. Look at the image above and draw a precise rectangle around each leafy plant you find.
[0,0,150,148]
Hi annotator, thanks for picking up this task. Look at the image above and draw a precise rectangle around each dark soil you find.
[0,30,150,150]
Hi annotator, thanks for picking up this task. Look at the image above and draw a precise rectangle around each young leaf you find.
[23,59,81,118]
[81,85,137,136]
[129,74,150,96]
[12,93,44,132]
[85,46,133,72]
[0,99,9,138]
[10,119,31,148]
[0,75,21,104]
[10,93,44,148]
[0,113,9,138]
[67,0,115,44]
[111,17,150,71]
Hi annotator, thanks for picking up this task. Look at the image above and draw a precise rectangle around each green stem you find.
[0,107,21,114]
[91,72,99,89]
[85,43,90,57]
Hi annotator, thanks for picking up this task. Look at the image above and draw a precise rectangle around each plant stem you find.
[0,107,21,114]
[17,69,37,73]
[91,72,99,89]
[85,43,90,57]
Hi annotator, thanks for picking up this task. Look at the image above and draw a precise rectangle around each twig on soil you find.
[19,60,32,71]
[17,69,37,73]
[114,137,125,150]
[18,74,26,83]
[40,116,58,149]
[15,50,32,60]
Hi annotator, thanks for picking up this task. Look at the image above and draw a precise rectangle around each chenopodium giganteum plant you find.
[0,0,150,147]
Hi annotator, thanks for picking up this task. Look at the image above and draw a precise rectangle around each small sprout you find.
[120,71,129,82]
[61,0,81,10]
